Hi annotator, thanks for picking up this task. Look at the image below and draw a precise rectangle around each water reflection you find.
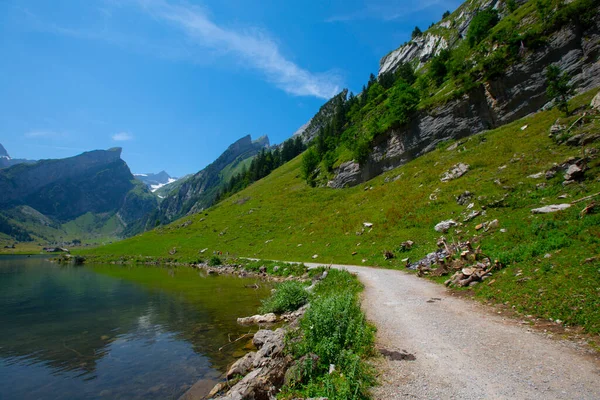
[0,256,270,399]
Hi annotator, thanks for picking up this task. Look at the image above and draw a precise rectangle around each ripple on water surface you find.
[0,256,271,399]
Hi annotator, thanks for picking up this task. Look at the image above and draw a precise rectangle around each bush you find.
[208,256,222,266]
[260,281,308,314]
[467,8,499,47]
[284,269,375,399]
[301,147,320,187]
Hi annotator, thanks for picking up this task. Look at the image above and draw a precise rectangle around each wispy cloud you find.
[112,132,134,141]
[136,0,342,99]
[24,130,66,139]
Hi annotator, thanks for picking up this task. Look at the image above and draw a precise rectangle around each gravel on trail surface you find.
[304,263,600,400]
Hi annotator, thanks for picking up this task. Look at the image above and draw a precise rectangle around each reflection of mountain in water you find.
[0,257,270,392]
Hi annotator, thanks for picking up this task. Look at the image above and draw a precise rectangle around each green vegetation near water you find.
[84,89,600,333]
[264,269,375,400]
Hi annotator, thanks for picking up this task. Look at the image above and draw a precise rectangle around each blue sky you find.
[0,0,461,176]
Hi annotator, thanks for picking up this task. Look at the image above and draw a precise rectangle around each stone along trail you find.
[305,263,600,400]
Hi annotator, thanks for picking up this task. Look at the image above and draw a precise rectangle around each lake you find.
[0,255,271,399]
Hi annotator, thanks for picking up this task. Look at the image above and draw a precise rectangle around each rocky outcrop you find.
[379,0,501,75]
[334,15,600,188]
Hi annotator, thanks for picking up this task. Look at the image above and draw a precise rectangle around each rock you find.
[441,163,469,182]
[462,268,474,276]
[253,328,285,367]
[312,254,318,259]
[400,240,414,250]
[564,164,583,181]
[528,172,544,179]
[545,170,557,179]
[328,161,362,188]
[227,352,256,378]
[463,210,481,222]
[591,92,600,111]
[531,204,572,214]
[434,220,457,233]
[521,124,529,131]
[363,222,373,228]
[550,121,566,135]
[237,313,278,325]
[456,191,473,205]
[273,265,280,273]
[487,219,499,230]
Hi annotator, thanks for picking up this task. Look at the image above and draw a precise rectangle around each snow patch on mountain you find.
[150,178,178,193]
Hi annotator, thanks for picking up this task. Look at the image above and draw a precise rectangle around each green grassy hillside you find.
[85,89,600,333]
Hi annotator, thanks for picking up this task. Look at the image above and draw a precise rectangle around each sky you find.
[0,0,461,177]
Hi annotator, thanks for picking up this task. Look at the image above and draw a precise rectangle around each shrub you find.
[411,26,423,39]
[467,9,500,47]
[208,256,222,266]
[286,270,376,399]
[546,65,575,115]
[301,147,320,187]
[260,281,308,314]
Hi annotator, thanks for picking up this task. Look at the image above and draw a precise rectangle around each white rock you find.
[591,92,600,111]
[528,172,544,179]
[363,222,374,228]
[434,220,457,233]
[521,125,529,131]
[531,204,572,214]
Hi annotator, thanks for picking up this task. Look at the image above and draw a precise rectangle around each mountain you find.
[134,171,178,192]
[0,148,157,244]
[153,134,269,224]
[0,143,36,169]
[300,0,600,188]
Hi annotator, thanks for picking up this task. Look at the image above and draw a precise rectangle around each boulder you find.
[434,220,457,233]
[441,163,470,182]
[564,164,583,181]
[227,352,256,378]
[531,204,572,214]
[237,313,278,325]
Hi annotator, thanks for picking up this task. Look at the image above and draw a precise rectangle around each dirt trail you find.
[305,263,600,400]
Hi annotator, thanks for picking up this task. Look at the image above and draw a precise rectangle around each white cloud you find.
[24,130,61,138]
[112,132,134,141]
[136,0,342,99]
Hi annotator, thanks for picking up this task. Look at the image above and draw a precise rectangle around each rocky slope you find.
[155,135,269,223]
[0,148,157,243]
[327,1,600,188]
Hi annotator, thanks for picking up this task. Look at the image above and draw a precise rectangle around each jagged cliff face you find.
[328,4,600,188]
[157,135,270,222]
[0,148,157,241]
[379,0,501,75]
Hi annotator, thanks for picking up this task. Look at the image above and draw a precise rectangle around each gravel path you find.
[304,263,600,400]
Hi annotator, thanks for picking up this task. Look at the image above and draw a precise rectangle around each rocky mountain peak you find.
[0,143,9,159]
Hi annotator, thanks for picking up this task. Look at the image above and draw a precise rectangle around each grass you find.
[259,281,308,314]
[280,269,376,400]
[83,88,600,333]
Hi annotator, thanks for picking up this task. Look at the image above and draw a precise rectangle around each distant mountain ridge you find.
[134,171,178,192]
[154,134,269,224]
[0,148,157,243]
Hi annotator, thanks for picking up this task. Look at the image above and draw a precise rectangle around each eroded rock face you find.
[333,17,600,188]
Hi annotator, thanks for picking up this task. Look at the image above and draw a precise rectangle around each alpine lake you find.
[0,255,272,399]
